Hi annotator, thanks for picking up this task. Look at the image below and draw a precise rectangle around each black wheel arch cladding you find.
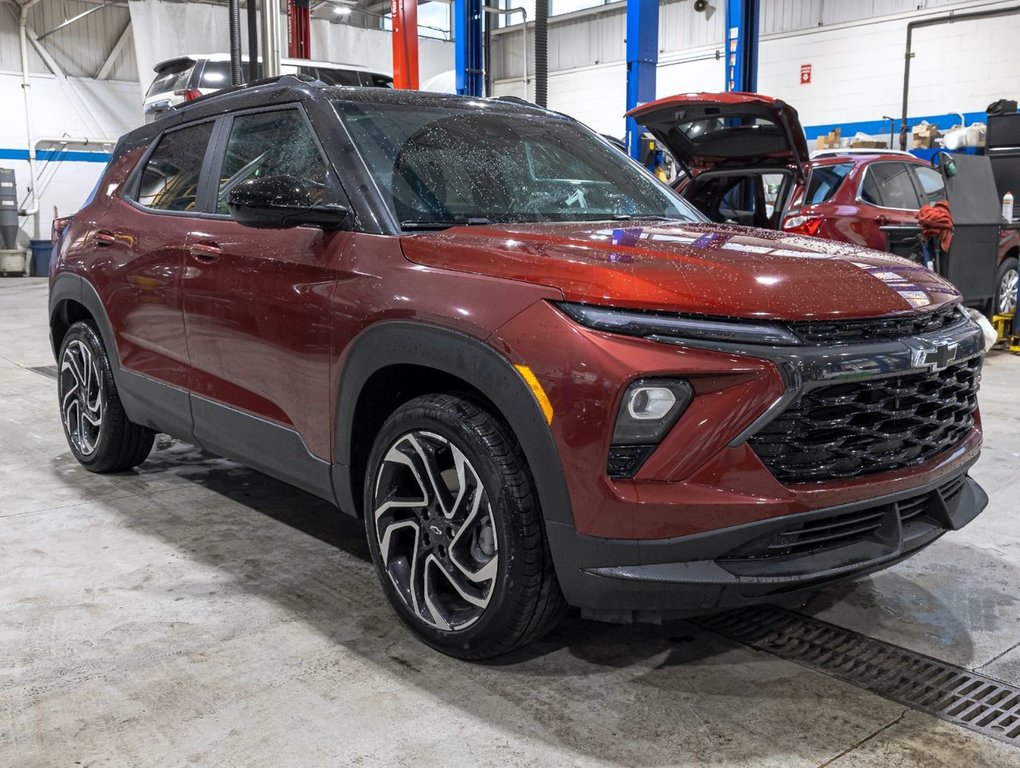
[331,321,574,528]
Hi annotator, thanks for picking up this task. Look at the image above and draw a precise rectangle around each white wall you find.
[492,0,1020,141]
[0,73,141,243]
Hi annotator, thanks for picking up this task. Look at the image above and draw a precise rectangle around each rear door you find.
[854,161,923,250]
[182,105,351,470]
[96,118,217,435]
[106,119,215,390]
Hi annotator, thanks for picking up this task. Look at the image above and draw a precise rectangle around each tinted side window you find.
[215,109,331,214]
[913,166,946,205]
[199,61,232,89]
[315,68,363,87]
[135,122,214,211]
[860,163,921,209]
[361,73,394,88]
[805,163,853,204]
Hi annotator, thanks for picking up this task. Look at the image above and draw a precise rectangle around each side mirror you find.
[227,175,349,229]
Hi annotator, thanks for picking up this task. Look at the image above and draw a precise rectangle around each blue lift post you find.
[455,0,484,97]
[625,0,659,160]
[724,0,759,92]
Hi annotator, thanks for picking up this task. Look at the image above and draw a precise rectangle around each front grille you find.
[722,475,963,561]
[789,304,961,344]
[749,356,981,483]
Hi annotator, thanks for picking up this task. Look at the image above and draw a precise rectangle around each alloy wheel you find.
[60,338,104,456]
[998,267,1018,314]
[371,430,499,632]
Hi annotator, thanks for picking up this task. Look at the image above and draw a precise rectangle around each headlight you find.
[555,302,802,346]
[609,379,693,477]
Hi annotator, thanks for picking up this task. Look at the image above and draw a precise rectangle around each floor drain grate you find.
[27,365,57,380]
[697,606,1020,747]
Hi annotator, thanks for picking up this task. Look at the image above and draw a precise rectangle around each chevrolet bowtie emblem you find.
[911,339,959,372]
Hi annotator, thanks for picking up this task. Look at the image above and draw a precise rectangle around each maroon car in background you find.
[631,92,1019,315]
[50,78,988,659]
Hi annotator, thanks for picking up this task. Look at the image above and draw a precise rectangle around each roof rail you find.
[810,148,916,159]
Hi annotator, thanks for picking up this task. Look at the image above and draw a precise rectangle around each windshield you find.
[333,100,701,229]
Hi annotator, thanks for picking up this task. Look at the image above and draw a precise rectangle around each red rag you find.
[918,199,954,252]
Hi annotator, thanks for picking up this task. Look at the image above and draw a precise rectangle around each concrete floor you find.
[2,277,1019,768]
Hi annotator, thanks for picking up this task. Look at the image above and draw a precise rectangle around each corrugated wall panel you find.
[761,0,822,35]
[27,1,132,78]
[492,0,1013,82]
[659,0,724,51]
[0,11,49,74]
[107,25,138,82]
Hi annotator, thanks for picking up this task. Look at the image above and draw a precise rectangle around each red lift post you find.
[287,0,312,59]
[391,0,419,89]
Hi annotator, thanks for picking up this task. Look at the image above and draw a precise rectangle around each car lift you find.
[454,0,484,97]
[287,0,311,59]
[625,0,658,160]
[992,309,1020,353]
[625,0,759,159]
[393,0,420,89]
[724,0,759,93]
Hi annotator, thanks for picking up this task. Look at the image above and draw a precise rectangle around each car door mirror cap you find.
[227,175,350,230]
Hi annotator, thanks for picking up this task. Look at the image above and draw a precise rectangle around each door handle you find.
[93,230,116,247]
[189,242,222,262]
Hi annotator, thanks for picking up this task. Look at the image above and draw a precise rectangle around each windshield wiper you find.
[401,217,493,231]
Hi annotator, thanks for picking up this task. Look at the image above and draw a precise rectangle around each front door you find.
[182,106,350,481]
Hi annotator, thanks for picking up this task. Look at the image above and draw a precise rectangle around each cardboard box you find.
[849,139,888,149]
[911,123,938,149]
[815,128,842,150]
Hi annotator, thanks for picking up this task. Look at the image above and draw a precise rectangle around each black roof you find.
[118,75,554,155]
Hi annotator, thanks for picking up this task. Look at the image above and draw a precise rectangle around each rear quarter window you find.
[133,122,214,212]
[146,61,194,98]
[805,163,853,204]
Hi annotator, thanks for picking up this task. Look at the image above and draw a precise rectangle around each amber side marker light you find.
[514,364,554,425]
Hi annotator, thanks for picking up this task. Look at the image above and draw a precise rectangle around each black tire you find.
[57,321,155,473]
[364,393,566,659]
[994,256,1018,316]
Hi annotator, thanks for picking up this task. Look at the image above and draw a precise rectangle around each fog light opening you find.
[627,386,678,420]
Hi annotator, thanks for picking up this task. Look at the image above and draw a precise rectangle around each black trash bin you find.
[29,240,52,277]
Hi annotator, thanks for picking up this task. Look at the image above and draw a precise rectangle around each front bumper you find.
[549,463,987,617]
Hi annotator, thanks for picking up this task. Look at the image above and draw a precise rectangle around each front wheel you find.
[364,393,566,659]
[57,321,155,472]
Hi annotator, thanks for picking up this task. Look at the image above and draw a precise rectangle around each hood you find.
[627,92,811,177]
[399,221,960,321]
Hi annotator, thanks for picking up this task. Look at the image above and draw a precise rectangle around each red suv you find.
[50,78,988,659]
[631,92,1019,314]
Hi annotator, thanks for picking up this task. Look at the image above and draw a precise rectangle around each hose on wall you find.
[534,0,548,107]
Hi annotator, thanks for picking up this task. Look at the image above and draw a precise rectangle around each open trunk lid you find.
[628,92,811,178]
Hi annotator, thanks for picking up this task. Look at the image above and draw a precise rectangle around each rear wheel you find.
[57,321,155,472]
[364,393,566,659]
[995,256,1018,315]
